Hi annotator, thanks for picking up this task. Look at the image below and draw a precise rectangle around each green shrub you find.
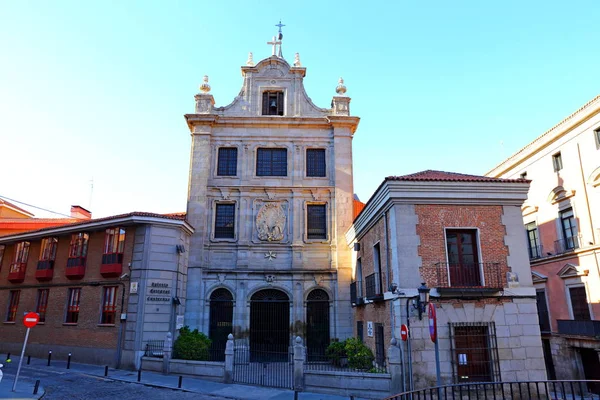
[325,338,374,370]
[173,326,212,361]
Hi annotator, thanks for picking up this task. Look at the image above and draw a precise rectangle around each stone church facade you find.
[183,52,359,355]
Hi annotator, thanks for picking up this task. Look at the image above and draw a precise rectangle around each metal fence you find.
[385,380,600,400]
[233,347,293,389]
[143,340,165,358]
[304,351,388,374]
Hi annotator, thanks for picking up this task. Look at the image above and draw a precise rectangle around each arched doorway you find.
[306,289,330,359]
[250,289,290,358]
[208,288,234,360]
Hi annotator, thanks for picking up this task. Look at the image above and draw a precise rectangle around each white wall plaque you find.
[130,282,139,294]
[367,321,374,337]
[176,315,184,330]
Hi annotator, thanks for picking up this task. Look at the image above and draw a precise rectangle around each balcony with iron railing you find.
[100,252,124,277]
[432,262,503,294]
[350,281,364,306]
[528,244,544,260]
[65,256,86,279]
[557,320,600,337]
[554,235,581,255]
[365,273,384,301]
[35,260,55,281]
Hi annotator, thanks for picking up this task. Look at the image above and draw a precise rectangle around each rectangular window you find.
[559,208,579,250]
[256,148,287,176]
[569,286,591,320]
[536,289,551,332]
[69,233,89,258]
[103,228,125,264]
[595,128,600,149]
[39,237,58,261]
[36,289,50,323]
[375,323,385,367]
[552,152,563,172]
[262,91,284,116]
[356,258,363,296]
[450,322,500,383]
[306,149,326,177]
[357,321,364,342]
[374,243,383,294]
[101,286,118,324]
[307,204,327,239]
[65,288,81,324]
[215,204,235,239]
[217,147,238,176]
[6,290,20,322]
[10,241,30,273]
[445,229,481,287]
[526,222,541,259]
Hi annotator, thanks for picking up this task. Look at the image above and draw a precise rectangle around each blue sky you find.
[1,1,599,218]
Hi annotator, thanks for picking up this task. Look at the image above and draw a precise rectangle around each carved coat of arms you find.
[256,202,286,241]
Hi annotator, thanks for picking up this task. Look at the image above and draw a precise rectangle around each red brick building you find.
[346,170,546,390]
[0,212,193,369]
[0,201,87,237]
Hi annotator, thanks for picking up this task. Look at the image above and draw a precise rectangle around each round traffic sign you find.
[23,312,39,328]
[428,303,437,342]
[400,324,409,341]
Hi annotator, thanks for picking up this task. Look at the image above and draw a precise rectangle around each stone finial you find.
[246,52,254,66]
[200,75,211,93]
[293,53,302,67]
[336,77,347,95]
[295,336,302,344]
[390,337,397,346]
[227,333,234,340]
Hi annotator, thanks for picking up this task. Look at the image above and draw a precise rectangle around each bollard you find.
[104,366,108,377]
[47,351,52,366]
[67,353,71,369]
[294,390,299,400]
[137,369,141,382]
[27,356,31,365]
[178,375,183,389]
[349,396,355,400]
[33,380,40,395]
[5,353,11,363]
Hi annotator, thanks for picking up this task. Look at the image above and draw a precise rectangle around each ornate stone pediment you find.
[256,202,287,242]
[557,263,588,279]
[547,186,575,204]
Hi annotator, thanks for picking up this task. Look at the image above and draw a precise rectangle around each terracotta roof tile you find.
[386,170,528,183]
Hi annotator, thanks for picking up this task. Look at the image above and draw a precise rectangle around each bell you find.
[270,99,277,108]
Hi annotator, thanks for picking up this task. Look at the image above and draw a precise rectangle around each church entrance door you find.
[249,289,290,359]
[306,289,330,360]
[208,288,234,361]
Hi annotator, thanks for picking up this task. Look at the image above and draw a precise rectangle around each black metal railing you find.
[432,262,503,290]
[386,380,600,400]
[233,346,293,389]
[36,260,55,270]
[557,319,600,337]
[554,235,581,255]
[529,244,544,260]
[143,340,165,358]
[304,350,388,374]
[102,252,124,265]
[350,281,364,305]
[365,273,383,300]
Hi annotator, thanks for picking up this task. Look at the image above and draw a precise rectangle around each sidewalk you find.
[0,355,371,400]
[0,359,43,400]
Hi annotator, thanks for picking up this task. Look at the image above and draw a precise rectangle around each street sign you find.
[367,321,374,337]
[428,303,437,343]
[400,324,409,341]
[23,312,39,328]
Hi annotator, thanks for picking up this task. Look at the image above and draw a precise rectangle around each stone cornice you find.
[184,114,341,132]
[327,116,361,134]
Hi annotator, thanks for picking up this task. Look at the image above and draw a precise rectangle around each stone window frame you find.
[559,264,593,321]
[215,146,239,178]
[255,146,289,177]
[304,147,328,179]
[449,321,501,384]
[210,200,238,243]
[261,89,285,116]
[304,201,330,243]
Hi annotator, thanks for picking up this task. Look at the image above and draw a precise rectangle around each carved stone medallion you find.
[256,202,286,241]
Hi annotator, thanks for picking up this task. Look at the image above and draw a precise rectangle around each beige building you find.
[183,47,359,356]
[487,94,600,392]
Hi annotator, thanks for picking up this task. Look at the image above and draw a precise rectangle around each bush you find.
[173,326,212,361]
[325,338,374,370]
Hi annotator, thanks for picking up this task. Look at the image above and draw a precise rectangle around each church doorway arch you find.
[306,289,330,360]
[208,288,234,360]
[250,289,290,358]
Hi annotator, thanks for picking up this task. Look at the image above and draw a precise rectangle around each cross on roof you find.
[267,36,281,56]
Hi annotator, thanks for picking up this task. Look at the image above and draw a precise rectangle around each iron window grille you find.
[449,322,501,384]
[552,152,563,172]
[307,204,327,239]
[373,243,383,294]
[217,147,238,176]
[101,286,118,324]
[569,286,591,320]
[262,91,284,116]
[65,288,81,324]
[256,148,287,176]
[357,321,364,342]
[36,289,49,323]
[374,323,386,368]
[215,203,235,239]
[9,241,30,273]
[6,290,20,322]
[306,149,326,177]
[525,222,542,259]
[536,289,551,333]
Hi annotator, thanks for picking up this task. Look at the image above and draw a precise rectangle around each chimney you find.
[71,205,92,220]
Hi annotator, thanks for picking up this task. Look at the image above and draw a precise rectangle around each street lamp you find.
[412,282,430,320]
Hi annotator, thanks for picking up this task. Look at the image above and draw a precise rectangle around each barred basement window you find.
[36,289,49,323]
[307,204,327,239]
[101,286,118,324]
[357,321,364,342]
[65,288,81,324]
[306,149,326,177]
[262,91,284,116]
[449,322,501,383]
[215,204,235,239]
[6,290,20,322]
[256,148,287,176]
[217,147,238,176]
